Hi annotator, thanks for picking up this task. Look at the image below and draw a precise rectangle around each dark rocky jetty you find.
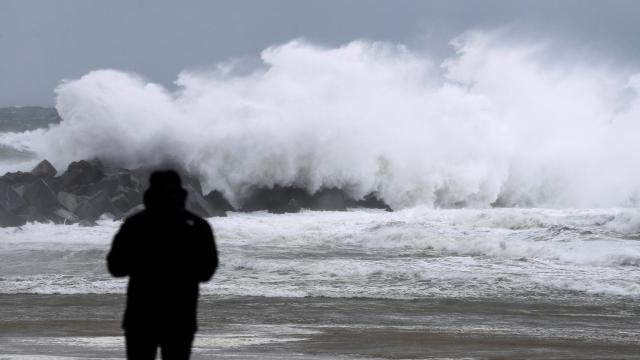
[0,159,391,227]
[239,185,390,213]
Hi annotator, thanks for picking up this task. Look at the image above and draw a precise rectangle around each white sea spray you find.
[2,31,639,209]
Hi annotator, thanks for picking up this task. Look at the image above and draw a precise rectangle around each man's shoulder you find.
[122,210,149,226]
[184,210,212,230]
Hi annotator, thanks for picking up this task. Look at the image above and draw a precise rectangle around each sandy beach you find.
[1,294,639,359]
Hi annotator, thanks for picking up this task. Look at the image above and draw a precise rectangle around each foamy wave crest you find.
[2,209,640,297]
[15,31,640,208]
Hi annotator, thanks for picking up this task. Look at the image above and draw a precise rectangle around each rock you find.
[75,201,100,221]
[49,208,79,224]
[75,190,111,220]
[12,184,26,197]
[0,207,26,227]
[181,173,203,195]
[239,186,355,212]
[111,193,131,215]
[118,204,144,220]
[78,219,98,227]
[95,190,115,216]
[19,206,47,223]
[22,178,61,210]
[241,186,310,212]
[31,160,57,178]
[311,188,347,211]
[20,178,83,223]
[348,193,392,211]
[0,158,397,227]
[129,167,153,188]
[59,160,105,189]
[270,198,301,214]
[62,184,93,196]
[116,172,140,189]
[92,176,120,196]
[204,191,233,216]
[40,176,63,193]
[0,181,28,213]
[0,171,36,186]
[89,189,112,213]
[184,184,216,218]
[114,185,142,207]
[88,173,141,197]
[99,212,115,221]
[57,192,83,213]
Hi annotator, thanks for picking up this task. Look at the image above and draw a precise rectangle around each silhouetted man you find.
[107,170,218,360]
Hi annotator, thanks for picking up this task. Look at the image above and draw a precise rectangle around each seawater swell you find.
[2,31,640,209]
[1,208,639,298]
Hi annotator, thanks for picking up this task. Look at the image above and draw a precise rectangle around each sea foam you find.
[1,208,639,298]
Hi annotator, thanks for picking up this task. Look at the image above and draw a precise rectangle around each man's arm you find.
[197,220,218,282]
[107,220,133,277]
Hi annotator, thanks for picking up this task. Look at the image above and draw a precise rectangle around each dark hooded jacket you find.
[107,171,218,332]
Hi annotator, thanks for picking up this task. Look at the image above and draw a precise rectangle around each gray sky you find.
[1,0,639,106]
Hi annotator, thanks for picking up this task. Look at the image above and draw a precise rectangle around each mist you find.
[9,31,640,209]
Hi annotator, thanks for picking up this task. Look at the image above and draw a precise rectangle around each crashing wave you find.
[3,31,640,209]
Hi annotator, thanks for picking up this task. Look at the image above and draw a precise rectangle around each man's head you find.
[143,170,187,212]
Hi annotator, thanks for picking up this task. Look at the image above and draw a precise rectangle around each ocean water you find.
[1,208,639,301]
[2,209,640,358]
[2,30,640,357]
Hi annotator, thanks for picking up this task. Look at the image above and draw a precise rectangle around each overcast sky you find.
[1,0,639,106]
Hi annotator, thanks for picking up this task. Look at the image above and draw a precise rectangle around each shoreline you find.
[1,294,639,359]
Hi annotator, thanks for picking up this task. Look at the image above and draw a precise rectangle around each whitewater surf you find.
[1,31,640,359]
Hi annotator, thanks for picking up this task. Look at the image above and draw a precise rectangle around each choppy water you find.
[2,208,639,301]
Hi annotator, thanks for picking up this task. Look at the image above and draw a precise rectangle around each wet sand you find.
[0,294,639,359]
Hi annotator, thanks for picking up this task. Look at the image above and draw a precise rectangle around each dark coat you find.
[107,194,218,332]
